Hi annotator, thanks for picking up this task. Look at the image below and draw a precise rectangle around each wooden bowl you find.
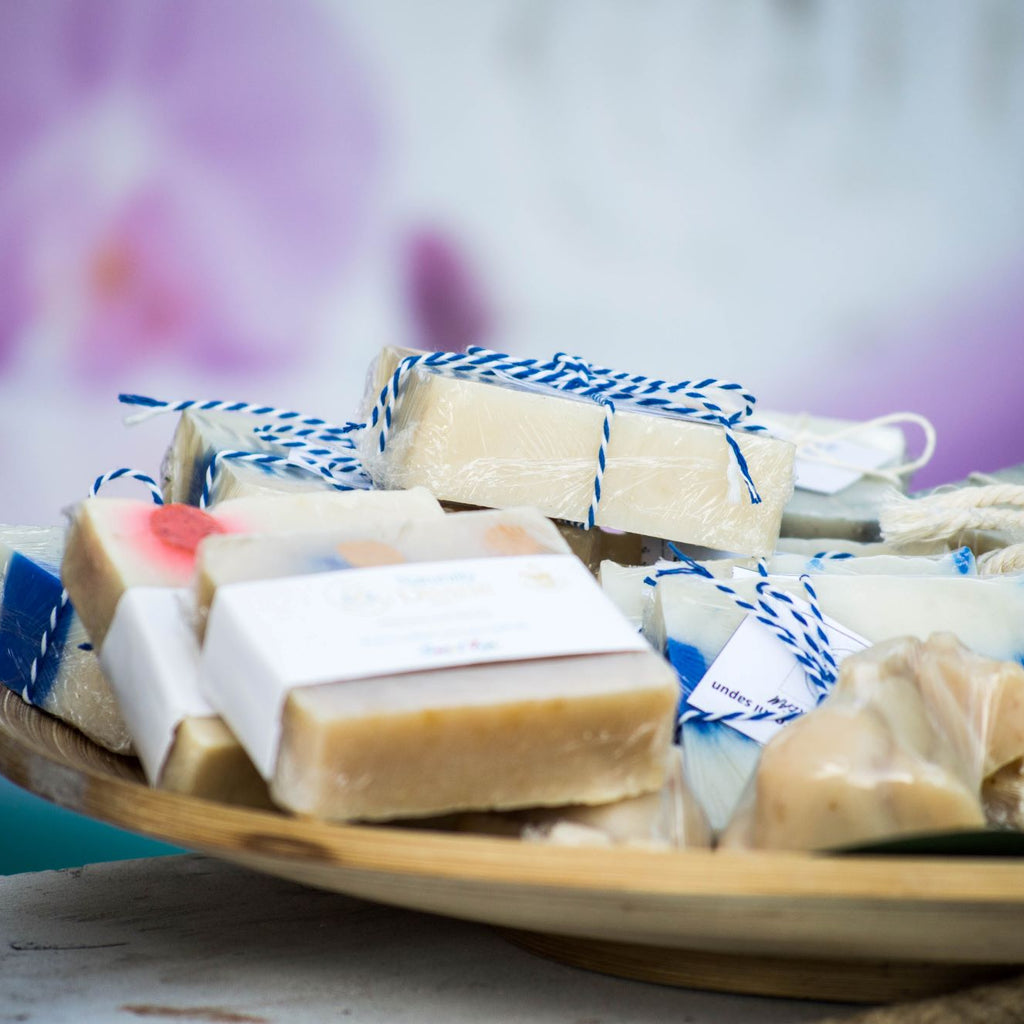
[1,687,1022,1004]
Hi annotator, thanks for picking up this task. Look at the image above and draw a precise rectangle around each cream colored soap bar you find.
[99,586,269,807]
[720,636,989,852]
[360,347,795,555]
[200,508,679,822]
[61,488,443,648]
[195,506,572,628]
[450,748,711,850]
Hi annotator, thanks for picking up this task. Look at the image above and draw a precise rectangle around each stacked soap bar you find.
[62,488,442,647]
[162,408,342,506]
[0,526,131,753]
[721,634,1024,851]
[99,587,270,806]
[359,347,796,556]
[200,506,679,821]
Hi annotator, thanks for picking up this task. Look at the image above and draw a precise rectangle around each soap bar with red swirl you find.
[61,488,443,649]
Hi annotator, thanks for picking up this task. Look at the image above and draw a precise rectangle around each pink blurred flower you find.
[405,229,492,353]
[0,0,380,379]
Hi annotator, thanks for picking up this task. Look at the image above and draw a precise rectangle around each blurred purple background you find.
[1,0,1023,521]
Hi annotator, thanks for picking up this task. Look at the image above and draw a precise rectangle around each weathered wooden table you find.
[0,853,848,1024]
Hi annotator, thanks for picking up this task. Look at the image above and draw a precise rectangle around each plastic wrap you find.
[755,409,909,544]
[61,489,443,648]
[649,570,1024,829]
[358,347,796,556]
[757,547,976,577]
[162,409,337,505]
[448,747,711,850]
[0,525,131,754]
[720,634,1024,851]
[198,506,678,822]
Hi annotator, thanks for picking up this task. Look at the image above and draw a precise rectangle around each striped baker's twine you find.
[118,394,348,434]
[370,347,763,530]
[118,393,371,501]
[198,450,366,508]
[26,468,163,702]
[645,546,838,729]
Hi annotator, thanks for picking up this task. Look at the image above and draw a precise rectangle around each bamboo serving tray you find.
[2,688,1024,1005]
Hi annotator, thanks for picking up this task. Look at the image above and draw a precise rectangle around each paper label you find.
[793,438,893,495]
[201,554,648,776]
[101,588,209,784]
[685,604,869,744]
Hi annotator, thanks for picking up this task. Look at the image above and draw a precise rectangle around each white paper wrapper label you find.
[200,554,648,777]
[686,604,870,744]
[100,587,212,784]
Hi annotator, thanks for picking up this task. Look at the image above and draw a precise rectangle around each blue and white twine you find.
[644,546,839,731]
[26,468,164,702]
[118,393,370,503]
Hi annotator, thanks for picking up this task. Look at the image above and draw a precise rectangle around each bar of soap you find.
[360,347,795,555]
[449,748,711,850]
[161,408,344,505]
[99,586,269,806]
[200,508,679,821]
[651,572,1024,828]
[194,505,573,628]
[0,525,131,753]
[62,488,443,648]
[755,410,908,543]
[760,547,976,577]
[719,636,988,852]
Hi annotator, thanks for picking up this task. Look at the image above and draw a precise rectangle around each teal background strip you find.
[0,775,182,875]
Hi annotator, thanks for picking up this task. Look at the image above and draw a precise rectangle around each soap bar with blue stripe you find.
[650,571,1024,830]
[0,526,131,753]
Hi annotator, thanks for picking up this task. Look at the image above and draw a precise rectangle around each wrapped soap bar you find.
[447,748,711,850]
[162,408,342,506]
[99,587,269,806]
[719,635,993,852]
[62,488,443,648]
[755,410,909,543]
[359,346,796,556]
[200,507,679,821]
[721,633,1024,851]
[650,571,1024,828]
[759,547,976,577]
[0,526,131,753]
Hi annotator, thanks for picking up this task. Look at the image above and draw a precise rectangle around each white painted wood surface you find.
[0,854,842,1024]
